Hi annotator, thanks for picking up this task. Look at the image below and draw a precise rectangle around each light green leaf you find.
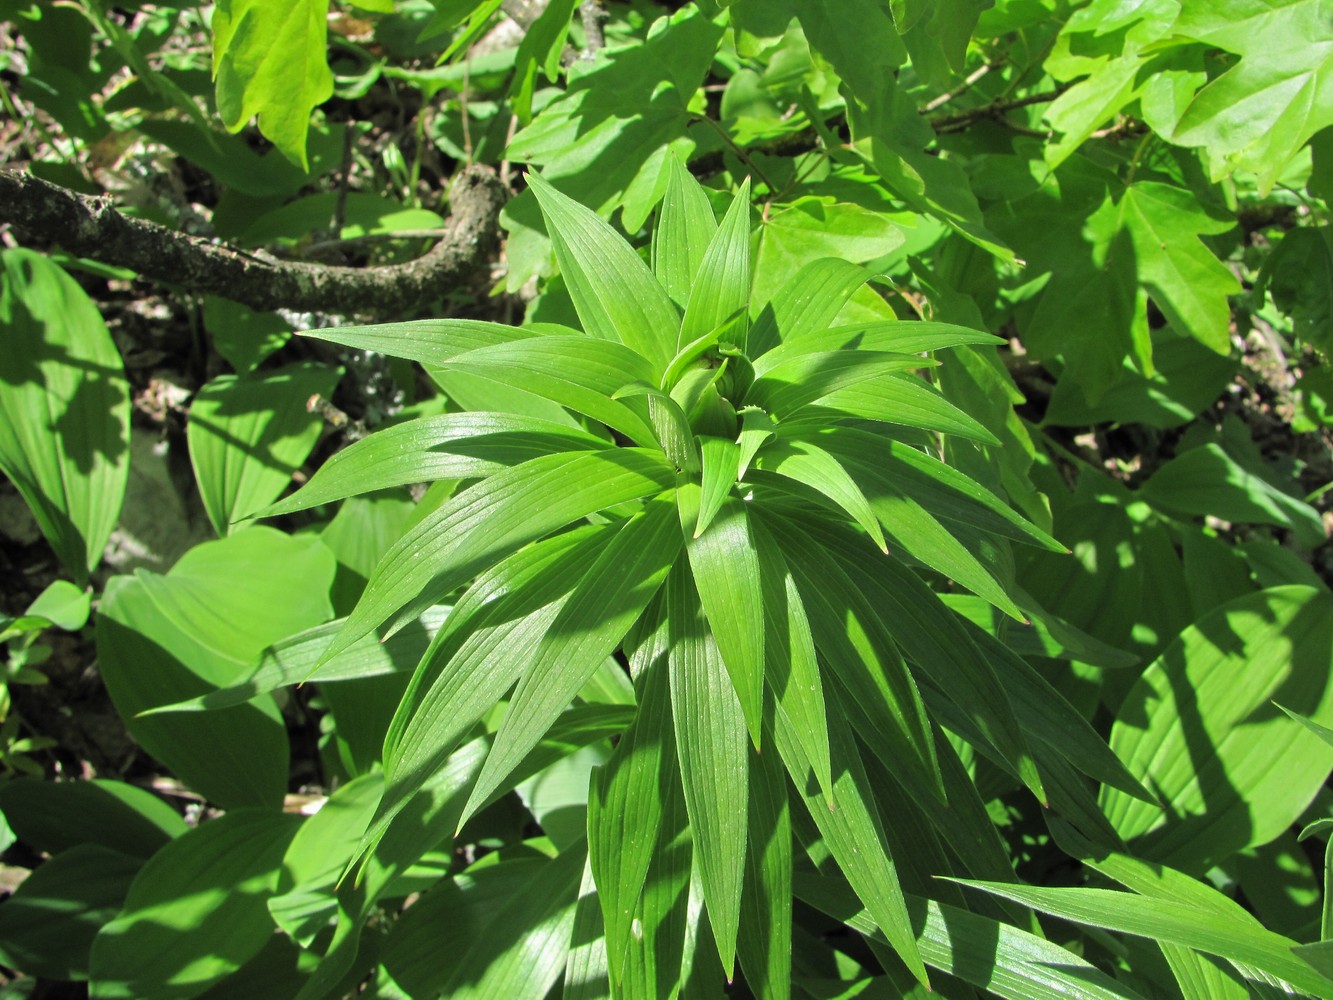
[563,859,611,1000]
[590,654,674,987]
[680,179,753,349]
[211,0,334,169]
[260,413,607,517]
[1101,585,1333,873]
[299,318,541,365]
[652,154,718,309]
[1259,225,1333,353]
[143,607,447,715]
[201,297,290,376]
[90,810,301,999]
[613,382,700,472]
[0,248,130,584]
[439,336,660,445]
[510,0,579,123]
[1118,183,1240,354]
[746,258,871,358]
[1173,0,1333,192]
[188,362,341,534]
[951,878,1333,999]
[695,437,740,538]
[746,351,927,419]
[681,491,765,746]
[461,497,681,823]
[666,565,749,978]
[528,173,680,374]
[326,448,674,662]
[751,320,998,376]
[754,438,887,552]
[97,528,335,809]
[807,373,1001,444]
[25,579,91,631]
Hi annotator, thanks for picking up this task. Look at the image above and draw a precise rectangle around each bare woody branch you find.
[0,165,507,317]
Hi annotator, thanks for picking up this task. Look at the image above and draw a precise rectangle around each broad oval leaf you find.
[89,809,301,999]
[187,361,341,534]
[1101,585,1333,873]
[0,248,130,584]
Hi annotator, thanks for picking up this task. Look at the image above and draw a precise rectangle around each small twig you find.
[332,127,354,232]
[921,63,995,113]
[691,114,779,195]
[304,229,453,254]
[460,53,474,165]
[579,0,606,59]
[930,86,1068,133]
[499,113,521,189]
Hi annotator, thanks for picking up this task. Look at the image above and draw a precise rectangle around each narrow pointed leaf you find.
[738,734,793,1000]
[613,382,699,472]
[528,173,679,374]
[666,566,748,979]
[753,320,1001,374]
[680,490,765,746]
[746,351,928,419]
[441,336,660,445]
[261,413,607,517]
[298,318,541,365]
[774,705,928,989]
[737,406,775,478]
[808,373,1000,444]
[754,439,887,552]
[590,653,673,987]
[696,438,740,538]
[653,154,718,309]
[796,874,1146,1000]
[563,858,611,1000]
[951,880,1333,999]
[325,449,674,662]
[680,179,752,348]
[462,497,681,823]
[751,518,833,803]
[746,258,871,358]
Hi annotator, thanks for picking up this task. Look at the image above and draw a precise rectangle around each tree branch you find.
[0,166,507,317]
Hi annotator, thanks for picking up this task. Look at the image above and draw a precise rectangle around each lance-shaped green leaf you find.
[745,351,928,419]
[753,438,887,553]
[0,249,130,585]
[187,362,342,534]
[680,179,752,349]
[261,414,608,517]
[460,497,681,824]
[795,874,1146,1000]
[528,173,680,374]
[752,320,1000,375]
[775,702,928,989]
[590,654,674,988]
[679,488,765,746]
[807,373,1000,444]
[563,858,610,1000]
[950,879,1333,999]
[695,437,740,538]
[652,153,717,309]
[298,318,543,365]
[824,429,1064,552]
[361,529,616,865]
[621,772,693,998]
[751,518,833,803]
[736,406,775,478]
[746,258,871,358]
[765,512,942,804]
[794,516,1045,803]
[211,0,333,169]
[324,448,674,662]
[440,336,660,446]
[141,608,448,715]
[613,382,699,472]
[662,309,748,392]
[666,565,749,979]
[738,732,793,1000]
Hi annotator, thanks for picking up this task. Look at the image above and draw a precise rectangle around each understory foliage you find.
[1,1,1332,998]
